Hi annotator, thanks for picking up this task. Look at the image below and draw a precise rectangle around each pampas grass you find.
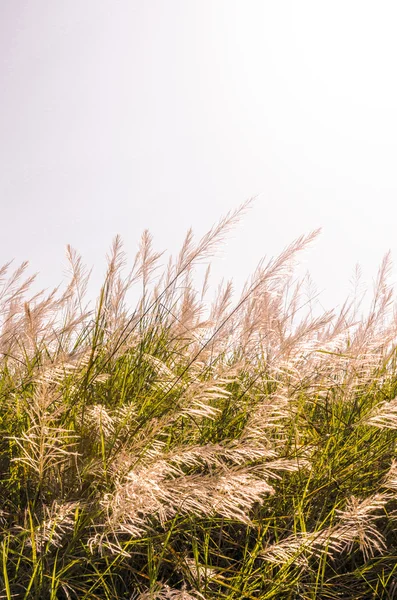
[1,203,397,598]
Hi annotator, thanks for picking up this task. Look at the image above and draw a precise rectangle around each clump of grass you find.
[1,202,397,598]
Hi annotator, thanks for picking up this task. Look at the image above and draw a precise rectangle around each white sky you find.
[1,1,396,310]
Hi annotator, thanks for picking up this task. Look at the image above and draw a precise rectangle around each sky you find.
[1,1,397,311]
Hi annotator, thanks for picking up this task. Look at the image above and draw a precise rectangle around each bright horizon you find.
[1,1,396,311]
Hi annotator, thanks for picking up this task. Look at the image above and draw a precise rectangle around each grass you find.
[1,201,397,598]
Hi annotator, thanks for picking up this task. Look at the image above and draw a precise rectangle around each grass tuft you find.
[0,205,397,598]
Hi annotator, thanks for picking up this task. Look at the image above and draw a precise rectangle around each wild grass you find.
[1,202,397,598]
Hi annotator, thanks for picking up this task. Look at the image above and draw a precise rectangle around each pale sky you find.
[1,1,396,310]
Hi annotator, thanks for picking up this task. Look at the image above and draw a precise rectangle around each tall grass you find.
[1,203,397,598]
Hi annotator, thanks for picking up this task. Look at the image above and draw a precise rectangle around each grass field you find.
[1,203,397,599]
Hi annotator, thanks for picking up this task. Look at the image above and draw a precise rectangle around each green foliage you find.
[0,206,397,598]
